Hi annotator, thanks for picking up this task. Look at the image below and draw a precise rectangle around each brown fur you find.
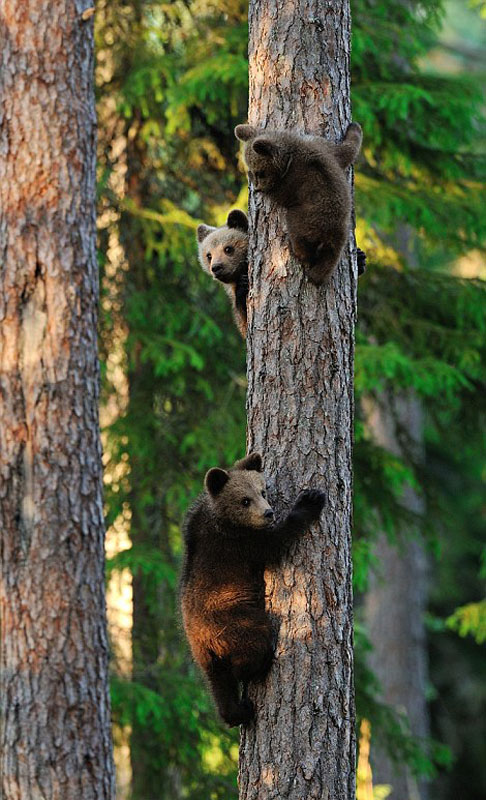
[235,122,363,285]
[180,451,326,727]
[197,210,249,337]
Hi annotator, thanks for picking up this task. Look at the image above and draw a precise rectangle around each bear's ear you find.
[234,452,263,472]
[235,124,258,142]
[226,210,248,233]
[197,224,215,244]
[205,467,230,496]
[252,138,277,158]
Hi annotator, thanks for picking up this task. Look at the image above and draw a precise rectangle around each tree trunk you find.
[0,3,115,798]
[240,2,358,798]
[120,116,164,800]
[364,395,429,800]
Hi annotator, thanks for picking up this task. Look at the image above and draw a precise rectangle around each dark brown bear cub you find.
[235,122,363,284]
[197,209,249,337]
[180,452,326,727]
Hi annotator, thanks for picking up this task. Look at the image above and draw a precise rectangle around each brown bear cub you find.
[197,210,249,337]
[235,122,363,284]
[180,452,326,727]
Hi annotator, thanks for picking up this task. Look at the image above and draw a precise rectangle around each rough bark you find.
[0,2,115,798]
[364,395,429,800]
[240,2,358,798]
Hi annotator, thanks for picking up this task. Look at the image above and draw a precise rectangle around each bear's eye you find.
[261,490,266,498]
[256,171,266,180]
[241,497,251,507]
[206,252,212,261]
[224,246,234,255]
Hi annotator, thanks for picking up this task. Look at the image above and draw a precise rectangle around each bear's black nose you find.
[264,509,274,520]
[212,263,224,276]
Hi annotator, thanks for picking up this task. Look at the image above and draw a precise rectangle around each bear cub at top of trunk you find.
[235,122,363,285]
[197,209,249,337]
[180,451,326,727]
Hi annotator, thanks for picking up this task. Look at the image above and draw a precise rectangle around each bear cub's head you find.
[197,210,248,285]
[205,452,274,529]
[235,124,291,194]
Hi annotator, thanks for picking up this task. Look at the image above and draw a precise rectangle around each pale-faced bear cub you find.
[197,210,249,337]
[235,122,364,284]
[180,451,326,727]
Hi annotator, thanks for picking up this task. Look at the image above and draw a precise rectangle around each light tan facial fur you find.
[197,225,248,285]
[204,451,274,529]
[196,209,249,337]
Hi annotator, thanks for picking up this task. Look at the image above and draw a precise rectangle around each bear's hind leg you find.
[305,249,340,285]
[289,232,342,285]
[207,659,254,728]
[288,232,318,268]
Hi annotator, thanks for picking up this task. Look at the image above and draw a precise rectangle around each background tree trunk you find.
[363,226,429,800]
[240,1,359,798]
[364,394,429,800]
[0,2,115,798]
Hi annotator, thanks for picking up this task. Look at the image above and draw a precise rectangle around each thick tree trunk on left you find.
[0,2,115,798]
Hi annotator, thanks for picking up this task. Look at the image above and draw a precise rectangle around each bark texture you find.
[0,2,115,798]
[364,396,429,800]
[240,2,358,798]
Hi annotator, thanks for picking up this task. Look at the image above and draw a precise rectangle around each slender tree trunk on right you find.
[240,1,359,798]
[364,395,429,800]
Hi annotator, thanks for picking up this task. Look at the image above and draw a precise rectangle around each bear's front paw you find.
[357,248,366,276]
[293,489,326,519]
[347,121,362,136]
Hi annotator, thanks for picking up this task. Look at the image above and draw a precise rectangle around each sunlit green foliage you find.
[469,0,486,20]
[447,599,486,644]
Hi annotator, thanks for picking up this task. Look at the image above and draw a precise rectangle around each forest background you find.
[94,0,486,798]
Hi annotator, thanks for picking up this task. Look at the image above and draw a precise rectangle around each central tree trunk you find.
[240,1,358,798]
